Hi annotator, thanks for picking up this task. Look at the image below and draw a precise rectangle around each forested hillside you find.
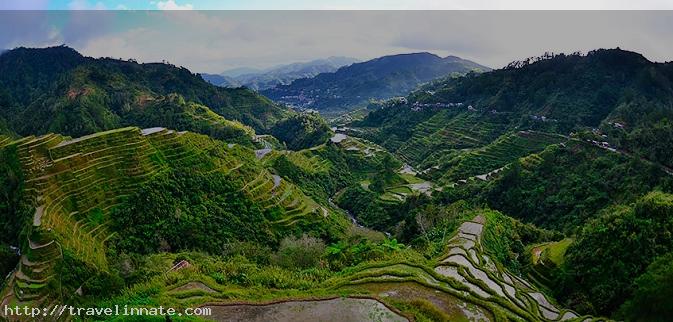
[357,49,673,168]
[0,46,290,140]
[341,48,673,319]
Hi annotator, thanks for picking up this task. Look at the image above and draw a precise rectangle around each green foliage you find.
[481,209,562,273]
[126,94,255,145]
[0,144,30,245]
[270,113,332,150]
[618,117,673,168]
[438,131,566,182]
[336,185,387,229]
[0,244,18,280]
[556,192,673,316]
[270,151,348,201]
[485,142,673,231]
[271,234,326,270]
[618,252,673,321]
[324,237,401,271]
[110,171,277,254]
[0,46,289,138]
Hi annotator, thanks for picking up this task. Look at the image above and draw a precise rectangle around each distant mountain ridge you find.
[261,52,490,113]
[202,56,359,90]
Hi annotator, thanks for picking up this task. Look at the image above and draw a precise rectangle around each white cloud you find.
[156,0,193,10]
[6,11,673,73]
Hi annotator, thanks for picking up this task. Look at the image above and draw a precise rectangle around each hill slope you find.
[0,127,342,309]
[261,52,489,113]
[0,46,290,140]
[354,48,673,171]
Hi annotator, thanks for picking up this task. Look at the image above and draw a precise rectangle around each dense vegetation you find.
[484,142,673,231]
[270,113,332,150]
[555,192,673,316]
[0,46,290,139]
[619,252,673,321]
[111,171,279,254]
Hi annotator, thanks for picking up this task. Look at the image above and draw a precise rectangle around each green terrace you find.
[395,112,508,166]
[438,131,567,183]
[0,126,332,311]
[98,212,594,322]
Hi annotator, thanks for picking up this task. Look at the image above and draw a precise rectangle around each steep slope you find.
[354,48,673,178]
[0,46,290,139]
[0,127,341,312]
[262,52,489,113]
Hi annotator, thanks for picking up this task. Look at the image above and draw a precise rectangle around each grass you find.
[541,238,573,266]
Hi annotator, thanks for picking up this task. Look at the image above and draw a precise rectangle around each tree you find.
[619,252,673,321]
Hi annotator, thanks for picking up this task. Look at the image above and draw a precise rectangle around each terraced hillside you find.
[395,112,508,166]
[332,213,587,321]
[100,213,590,322]
[438,131,567,183]
[0,127,332,313]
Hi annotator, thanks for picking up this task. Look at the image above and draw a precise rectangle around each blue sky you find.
[1,10,672,73]
[2,0,673,10]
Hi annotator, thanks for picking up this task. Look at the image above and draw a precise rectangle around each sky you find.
[2,0,673,10]
[1,9,672,73]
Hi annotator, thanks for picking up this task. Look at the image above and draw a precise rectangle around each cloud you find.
[156,0,193,10]
[3,11,673,73]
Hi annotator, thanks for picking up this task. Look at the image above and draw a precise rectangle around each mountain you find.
[203,56,359,90]
[220,66,263,77]
[261,52,490,113]
[0,46,290,141]
[355,49,673,169]
[199,73,241,87]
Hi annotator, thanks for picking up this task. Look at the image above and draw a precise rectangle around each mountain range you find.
[261,52,490,113]
[201,56,359,90]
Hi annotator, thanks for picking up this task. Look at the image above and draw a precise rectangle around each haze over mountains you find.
[261,52,490,113]
[201,56,359,90]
